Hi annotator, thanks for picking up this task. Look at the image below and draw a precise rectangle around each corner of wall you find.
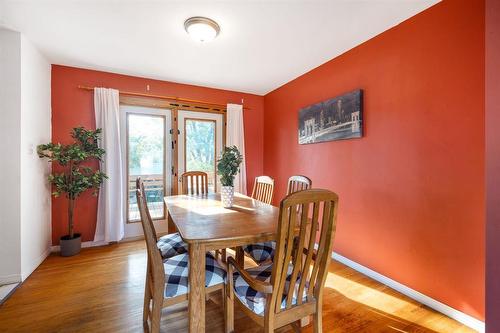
[0,28,22,285]
[19,33,52,280]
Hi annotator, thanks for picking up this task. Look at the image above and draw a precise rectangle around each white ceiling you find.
[0,0,439,95]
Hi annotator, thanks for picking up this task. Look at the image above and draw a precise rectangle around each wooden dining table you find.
[164,192,279,333]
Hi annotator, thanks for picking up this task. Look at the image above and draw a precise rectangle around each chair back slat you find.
[181,171,209,195]
[313,199,336,299]
[251,175,275,204]
[136,177,158,240]
[285,201,310,308]
[270,189,338,315]
[307,200,331,300]
[273,204,298,313]
[300,201,320,303]
[136,182,165,286]
[287,175,312,195]
[287,175,312,215]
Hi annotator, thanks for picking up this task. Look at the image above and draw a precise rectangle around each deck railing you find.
[128,174,164,221]
[128,172,217,221]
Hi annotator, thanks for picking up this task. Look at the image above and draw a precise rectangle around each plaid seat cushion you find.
[163,252,225,299]
[233,263,308,316]
[242,241,276,263]
[157,232,188,259]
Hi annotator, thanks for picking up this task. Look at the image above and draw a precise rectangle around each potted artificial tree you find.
[38,127,107,256]
[217,145,243,208]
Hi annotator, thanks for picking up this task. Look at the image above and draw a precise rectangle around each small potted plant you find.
[217,145,243,208]
[38,127,107,256]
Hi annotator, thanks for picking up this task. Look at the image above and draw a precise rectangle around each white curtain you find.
[93,88,124,243]
[226,103,247,195]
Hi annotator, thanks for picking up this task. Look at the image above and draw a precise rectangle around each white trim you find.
[21,247,51,280]
[49,235,150,253]
[332,252,484,333]
[120,105,173,231]
[0,274,22,285]
[50,240,109,253]
[119,235,146,242]
[0,283,19,304]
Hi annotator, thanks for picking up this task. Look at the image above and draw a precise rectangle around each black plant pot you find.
[60,233,81,257]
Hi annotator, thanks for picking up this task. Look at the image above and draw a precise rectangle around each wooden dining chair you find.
[243,175,312,264]
[136,185,226,333]
[225,189,339,333]
[287,175,312,194]
[181,171,209,195]
[136,177,188,259]
[251,175,275,204]
[238,176,275,264]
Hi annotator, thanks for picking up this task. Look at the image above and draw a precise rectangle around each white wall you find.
[0,28,51,283]
[0,28,22,284]
[19,34,52,280]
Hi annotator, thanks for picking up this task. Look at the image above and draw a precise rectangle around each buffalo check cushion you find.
[233,263,308,316]
[157,232,188,259]
[163,252,225,298]
[242,241,276,263]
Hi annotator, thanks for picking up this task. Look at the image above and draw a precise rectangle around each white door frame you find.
[120,105,172,238]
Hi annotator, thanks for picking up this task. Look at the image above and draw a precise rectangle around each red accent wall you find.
[51,65,264,245]
[263,0,484,320]
[486,0,500,330]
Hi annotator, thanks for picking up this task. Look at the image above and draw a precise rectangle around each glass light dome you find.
[184,17,220,43]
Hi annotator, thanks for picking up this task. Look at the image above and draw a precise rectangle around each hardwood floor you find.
[0,241,474,333]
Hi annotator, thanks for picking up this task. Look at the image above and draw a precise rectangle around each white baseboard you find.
[50,236,146,253]
[21,247,51,280]
[332,252,485,333]
[120,235,146,242]
[50,240,109,253]
[0,274,22,285]
[0,282,20,304]
[0,247,51,284]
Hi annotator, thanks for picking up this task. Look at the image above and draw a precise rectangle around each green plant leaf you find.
[38,127,108,236]
[216,146,243,187]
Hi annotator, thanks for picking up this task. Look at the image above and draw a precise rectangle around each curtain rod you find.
[77,85,249,110]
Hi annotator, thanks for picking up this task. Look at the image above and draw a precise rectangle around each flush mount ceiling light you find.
[184,16,220,42]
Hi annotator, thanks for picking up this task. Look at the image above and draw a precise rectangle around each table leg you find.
[189,242,205,332]
[235,246,245,267]
[167,214,176,234]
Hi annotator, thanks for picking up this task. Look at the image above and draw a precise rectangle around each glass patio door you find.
[177,110,223,194]
[119,106,223,237]
[121,105,172,237]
